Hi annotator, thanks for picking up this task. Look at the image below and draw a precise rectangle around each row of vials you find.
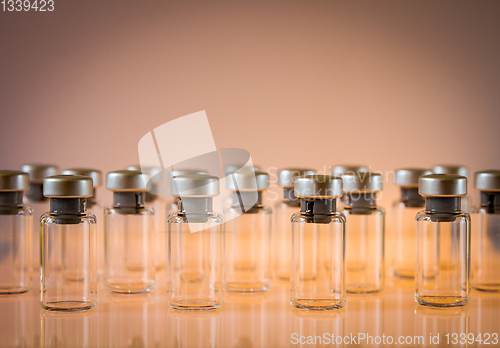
[0,164,498,312]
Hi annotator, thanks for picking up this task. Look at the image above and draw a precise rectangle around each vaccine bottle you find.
[40,175,97,311]
[471,170,500,292]
[61,169,105,279]
[104,171,155,293]
[415,174,470,307]
[168,174,223,310]
[224,171,272,292]
[274,168,315,280]
[341,172,385,293]
[391,168,432,278]
[433,165,472,212]
[331,165,368,211]
[20,164,58,270]
[291,174,345,309]
[0,171,33,294]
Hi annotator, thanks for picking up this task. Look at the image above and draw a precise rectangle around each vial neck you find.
[282,188,300,207]
[400,187,425,208]
[0,191,24,213]
[50,198,87,215]
[232,191,263,208]
[26,183,47,202]
[425,197,461,213]
[179,197,213,214]
[300,198,335,215]
[113,192,145,208]
[480,192,500,214]
[345,192,377,213]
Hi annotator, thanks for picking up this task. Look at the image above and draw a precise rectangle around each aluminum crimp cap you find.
[226,171,269,191]
[171,174,220,197]
[169,169,208,180]
[394,168,433,188]
[341,172,383,193]
[127,165,162,184]
[61,168,102,187]
[278,168,316,187]
[223,165,260,176]
[20,164,58,183]
[419,174,467,197]
[0,171,30,191]
[474,170,500,192]
[106,170,149,192]
[433,165,468,177]
[331,165,368,178]
[294,175,343,199]
[43,175,93,198]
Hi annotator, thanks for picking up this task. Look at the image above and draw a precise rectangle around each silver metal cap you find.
[126,166,162,184]
[224,165,261,176]
[43,175,93,198]
[475,170,500,192]
[171,174,220,197]
[170,169,208,179]
[226,171,269,191]
[61,168,102,187]
[106,170,149,192]
[433,165,468,177]
[294,175,343,199]
[332,165,369,177]
[394,168,433,187]
[278,168,316,187]
[0,171,30,191]
[419,174,467,197]
[20,164,58,183]
[341,172,383,193]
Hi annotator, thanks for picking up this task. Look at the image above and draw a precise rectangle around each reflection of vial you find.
[471,170,500,292]
[274,169,315,280]
[0,171,33,294]
[433,165,472,213]
[415,174,470,307]
[168,174,223,310]
[224,171,272,292]
[391,169,432,278]
[104,171,155,294]
[342,172,385,293]
[40,175,97,311]
[291,175,345,310]
[61,169,105,279]
[331,165,368,211]
[20,164,58,270]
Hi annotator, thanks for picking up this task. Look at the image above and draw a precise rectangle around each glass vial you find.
[40,175,97,311]
[20,164,58,270]
[168,174,223,310]
[342,172,385,293]
[415,174,471,307]
[274,168,315,280]
[291,174,345,310]
[471,170,500,292]
[0,171,33,294]
[391,168,431,278]
[104,171,155,293]
[61,169,105,279]
[224,171,272,292]
[331,165,368,211]
[433,165,472,213]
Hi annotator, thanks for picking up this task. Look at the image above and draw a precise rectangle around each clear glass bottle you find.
[341,172,385,293]
[224,171,272,292]
[391,168,431,278]
[331,165,368,211]
[21,164,58,270]
[168,174,223,310]
[415,174,471,307]
[0,171,33,294]
[433,165,472,213]
[291,174,345,310]
[40,175,97,311]
[61,169,105,279]
[104,171,155,293]
[223,165,260,207]
[471,170,500,292]
[274,168,315,280]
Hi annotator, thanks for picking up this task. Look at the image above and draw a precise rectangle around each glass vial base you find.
[391,267,414,279]
[224,281,271,293]
[346,286,384,294]
[41,300,96,312]
[0,286,31,295]
[104,282,155,294]
[291,298,346,310]
[415,295,470,307]
[472,283,500,292]
[169,300,221,311]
